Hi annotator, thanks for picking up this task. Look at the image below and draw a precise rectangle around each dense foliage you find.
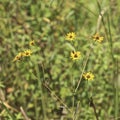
[0,0,120,120]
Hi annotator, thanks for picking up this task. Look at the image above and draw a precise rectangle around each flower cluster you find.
[65,32,104,61]
[65,32,81,60]
[65,32,98,82]
[13,50,32,62]
[13,40,35,62]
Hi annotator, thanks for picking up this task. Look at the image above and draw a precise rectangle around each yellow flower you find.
[65,32,76,41]
[29,40,35,46]
[83,72,94,81]
[13,52,24,62]
[70,51,81,60]
[18,52,25,57]
[93,33,104,43]
[24,50,32,56]
[13,55,21,62]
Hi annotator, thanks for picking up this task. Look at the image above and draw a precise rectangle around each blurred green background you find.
[0,0,120,120]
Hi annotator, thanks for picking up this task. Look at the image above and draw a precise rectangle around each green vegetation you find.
[0,0,120,120]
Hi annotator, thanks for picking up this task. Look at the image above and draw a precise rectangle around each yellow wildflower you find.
[24,50,32,56]
[70,51,81,60]
[13,52,24,62]
[18,52,25,57]
[65,32,76,41]
[13,55,21,62]
[83,72,94,81]
[93,33,104,43]
[29,40,35,46]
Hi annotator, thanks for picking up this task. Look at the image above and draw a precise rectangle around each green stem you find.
[107,12,118,119]
[43,82,72,113]
[114,59,119,119]
[115,83,119,119]
[96,0,118,118]
[35,64,47,120]
[89,97,99,120]
[75,49,91,93]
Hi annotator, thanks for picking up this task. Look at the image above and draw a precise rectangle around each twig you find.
[96,7,108,32]
[89,97,99,120]
[20,107,31,120]
[0,101,18,112]
[43,82,72,113]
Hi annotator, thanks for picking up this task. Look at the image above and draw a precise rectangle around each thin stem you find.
[20,107,31,120]
[72,92,75,120]
[0,101,15,119]
[114,59,119,119]
[96,0,109,42]
[73,101,80,120]
[74,49,91,93]
[95,1,118,118]
[115,83,119,119]
[96,7,108,32]
[107,8,118,119]
[43,82,72,113]
[89,97,99,120]
[107,13,115,62]
[79,2,97,17]
[35,64,47,120]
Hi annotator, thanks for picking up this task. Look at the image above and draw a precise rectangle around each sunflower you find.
[23,50,32,56]
[83,72,94,81]
[29,40,35,46]
[93,33,104,43]
[65,32,76,41]
[70,51,81,60]
[13,52,24,62]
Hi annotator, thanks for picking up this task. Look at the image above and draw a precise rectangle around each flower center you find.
[96,36,99,40]
[74,54,78,58]
[86,75,90,78]
[26,52,29,55]
[16,56,20,60]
